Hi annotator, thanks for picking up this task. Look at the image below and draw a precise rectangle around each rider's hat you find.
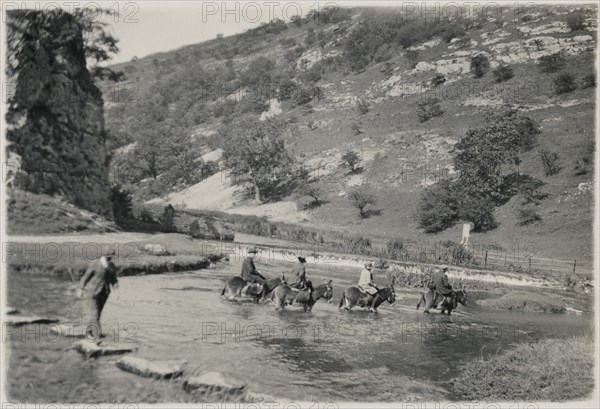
[247,246,259,254]
[298,256,306,263]
[104,249,116,259]
[441,265,449,272]
[365,262,373,269]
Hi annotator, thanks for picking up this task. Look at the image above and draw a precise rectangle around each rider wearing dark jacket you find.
[432,266,454,305]
[240,247,266,284]
[432,267,452,295]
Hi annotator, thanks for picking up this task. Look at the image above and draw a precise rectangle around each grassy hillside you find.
[100,5,597,265]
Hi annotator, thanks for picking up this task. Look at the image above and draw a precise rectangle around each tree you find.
[418,179,459,233]
[349,188,376,218]
[539,149,561,176]
[554,73,577,94]
[298,182,323,207]
[74,8,123,81]
[417,98,444,122]
[241,56,275,88]
[221,117,299,203]
[341,150,361,173]
[566,13,586,31]
[418,108,542,233]
[538,52,566,72]
[470,54,490,78]
[492,65,513,82]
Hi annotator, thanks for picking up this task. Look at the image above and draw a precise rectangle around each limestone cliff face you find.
[6,10,112,217]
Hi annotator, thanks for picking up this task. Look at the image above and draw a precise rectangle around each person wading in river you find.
[432,266,455,307]
[289,256,309,290]
[77,249,119,340]
[240,246,267,284]
[358,262,380,312]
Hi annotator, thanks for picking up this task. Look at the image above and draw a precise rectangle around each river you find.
[5,253,593,403]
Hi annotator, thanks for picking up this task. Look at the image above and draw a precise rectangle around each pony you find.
[417,289,467,315]
[338,278,396,312]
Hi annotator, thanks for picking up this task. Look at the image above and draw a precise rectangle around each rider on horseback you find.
[431,266,455,307]
[240,246,267,284]
[289,256,310,291]
[358,262,380,313]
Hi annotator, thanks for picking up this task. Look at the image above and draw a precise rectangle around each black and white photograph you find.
[1,0,598,406]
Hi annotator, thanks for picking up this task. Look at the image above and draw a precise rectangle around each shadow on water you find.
[6,254,594,402]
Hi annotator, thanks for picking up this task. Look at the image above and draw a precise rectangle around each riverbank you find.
[451,335,595,401]
[5,231,593,293]
[5,233,224,279]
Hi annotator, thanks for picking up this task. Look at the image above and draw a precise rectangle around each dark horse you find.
[296,280,333,311]
[338,279,396,312]
[417,290,467,315]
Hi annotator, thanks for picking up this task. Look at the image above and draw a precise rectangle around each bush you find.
[351,122,363,135]
[554,73,577,94]
[431,74,446,87]
[451,336,593,401]
[538,52,566,72]
[356,97,370,114]
[470,54,490,78]
[492,65,513,82]
[381,62,395,76]
[405,50,419,68]
[437,21,466,42]
[566,13,586,31]
[581,73,596,88]
[539,149,561,176]
[417,98,444,122]
[386,238,404,259]
[341,150,361,173]
[518,207,542,226]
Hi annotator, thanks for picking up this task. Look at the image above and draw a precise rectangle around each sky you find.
[104,1,321,63]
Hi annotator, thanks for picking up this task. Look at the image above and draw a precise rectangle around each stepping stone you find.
[116,356,185,379]
[50,323,88,339]
[6,307,20,315]
[3,315,59,326]
[74,339,135,358]
[183,372,247,400]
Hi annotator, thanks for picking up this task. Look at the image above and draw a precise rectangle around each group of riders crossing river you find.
[221,246,468,314]
[75,245,467,340]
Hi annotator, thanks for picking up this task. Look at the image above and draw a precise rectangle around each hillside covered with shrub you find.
[100,5,597,265]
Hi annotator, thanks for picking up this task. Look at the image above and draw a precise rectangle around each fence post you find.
[573,259,577,275]
[484,250,488,268]
[528,257,531,272]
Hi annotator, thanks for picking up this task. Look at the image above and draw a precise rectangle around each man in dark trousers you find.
[432,266,454,307]
[240,246,267,284]
[77,249,119,340]
[289,256,309,290]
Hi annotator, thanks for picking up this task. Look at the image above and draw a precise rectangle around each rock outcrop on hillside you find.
[5,10,112,217]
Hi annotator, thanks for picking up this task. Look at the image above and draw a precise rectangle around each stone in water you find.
[116,356,184,379]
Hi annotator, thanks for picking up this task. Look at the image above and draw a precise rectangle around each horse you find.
[417,289,467,315]
[220,276,264,302]
[338,278,396,312]
[294,280,334,312]
[259,276,287,302]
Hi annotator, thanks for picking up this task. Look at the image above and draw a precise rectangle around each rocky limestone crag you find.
[5,10,112,217]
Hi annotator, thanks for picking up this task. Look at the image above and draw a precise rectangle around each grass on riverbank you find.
[451,336,594,401]
[6,233,224,279]
[477,291,566,313]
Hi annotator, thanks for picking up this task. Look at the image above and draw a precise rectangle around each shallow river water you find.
[6,254,594,403]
